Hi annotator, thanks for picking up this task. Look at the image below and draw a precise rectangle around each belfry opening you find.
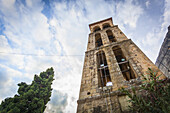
[77,17,165,113]
[112,46,136,80]
[95,33,103,48]
[106,30,116,43]
[96,51,112,87]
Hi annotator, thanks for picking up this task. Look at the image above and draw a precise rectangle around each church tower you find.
[77,17,165,113]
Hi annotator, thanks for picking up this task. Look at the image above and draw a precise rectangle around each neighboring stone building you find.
[77,18,165,113]
[155,25,170,78]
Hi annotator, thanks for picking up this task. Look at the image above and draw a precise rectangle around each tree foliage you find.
[0,67,55,113]
[120,68,170,113]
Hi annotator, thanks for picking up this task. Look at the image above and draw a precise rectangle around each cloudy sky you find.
[0,0,169,112]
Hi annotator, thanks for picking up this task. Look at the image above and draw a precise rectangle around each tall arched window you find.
[106,30,116,43]
[103,23,110,29]
[97,51,112,87]
[93,26,101,32]
[112,46,136,80]
[95,33,103,48]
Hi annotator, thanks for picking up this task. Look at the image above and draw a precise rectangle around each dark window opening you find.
[97,51,112,87]
[113,46,136,81]
[93,26,101,32]
[108,36,116,42]
[87,92,90,95]
[106,30,116,43]
[95,34,103,48]
[103,23,111,29]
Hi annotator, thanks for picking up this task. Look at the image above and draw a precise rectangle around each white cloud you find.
[115,0,143,29]
[142,0,170,63]
[0,35,12,52]
[26,0,33,7]
[0,0,16,11]
[0,1,84,112]
[145,1,150,8]
[0,64,22,102]
[1,0,165,113]
[45,90,68,113]
[48,0,144,112]
[134,0,170,63]
[139,29,164,62]
[161,0,170,31]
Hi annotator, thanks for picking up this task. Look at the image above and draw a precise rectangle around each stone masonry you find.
[156,25,170,78]
[77,18,166,113]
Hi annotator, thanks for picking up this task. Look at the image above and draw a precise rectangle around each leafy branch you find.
[120,68,170,113]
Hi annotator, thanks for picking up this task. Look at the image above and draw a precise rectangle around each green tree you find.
[120,68,170,113]
[0,67,54,113]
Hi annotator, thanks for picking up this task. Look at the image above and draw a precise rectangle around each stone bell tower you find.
[77,17,165,113]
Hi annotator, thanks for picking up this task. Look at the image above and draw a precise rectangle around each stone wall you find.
[156,25,170,78]
[77,18,166,113]
[77,91,123,113]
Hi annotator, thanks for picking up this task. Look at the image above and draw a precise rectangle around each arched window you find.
[103,23,110,29]
[96,51,112,87]
[106,30,116,43]
[95,33,103,48]
[93,26,101,32]
[112,46,136,81]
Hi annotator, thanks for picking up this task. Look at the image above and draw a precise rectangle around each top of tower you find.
[89,17,114,33]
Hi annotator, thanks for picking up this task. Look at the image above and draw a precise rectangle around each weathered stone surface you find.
[156,25,170,78]
[77,18,166,113]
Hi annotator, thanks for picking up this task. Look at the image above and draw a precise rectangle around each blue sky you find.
[0,0,170,112]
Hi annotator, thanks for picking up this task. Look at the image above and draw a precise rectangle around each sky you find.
[0,0,170,112]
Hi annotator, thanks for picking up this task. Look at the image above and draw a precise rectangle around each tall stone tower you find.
[156,25,170,78]
[77,17,165,113]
